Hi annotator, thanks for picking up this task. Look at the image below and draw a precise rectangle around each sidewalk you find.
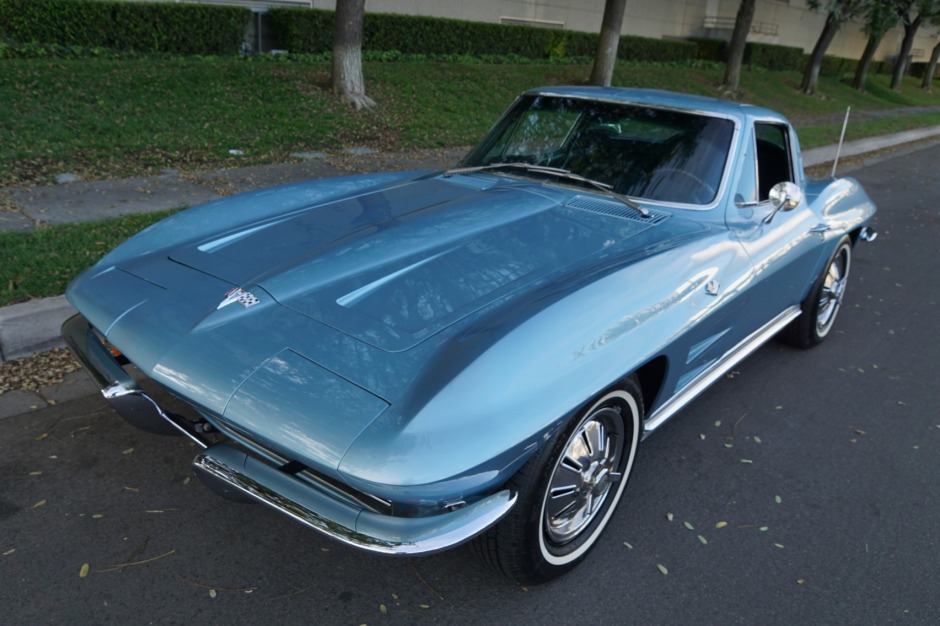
[1,125,939,366]
[0,147,465,362]
[0,147,467,232]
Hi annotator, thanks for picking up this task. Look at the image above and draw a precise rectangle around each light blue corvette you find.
[63,87,877,583]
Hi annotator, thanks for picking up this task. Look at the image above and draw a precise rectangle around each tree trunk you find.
[853,33,882,91]
[921,41,940,90]
[589,0,629,86]
[800,11,842,95]
[332,0,375,110]
[890,14,922,91]
[722,0,757,93]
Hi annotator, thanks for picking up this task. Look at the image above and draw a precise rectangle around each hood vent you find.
[566,196,669,225]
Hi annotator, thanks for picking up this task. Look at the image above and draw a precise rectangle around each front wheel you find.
[782,235,852,348]
[473,379,642,584]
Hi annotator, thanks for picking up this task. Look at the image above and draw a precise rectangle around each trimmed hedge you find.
[618,36,696,63]
[909,61,934,79]
[743,42,804,71]
[267,8,696,62]
[816,54,856,76]
[687,37,727,62]
[806,54,895,77]
[267,5,332,53]
[689,37,808,72]
[0,0,249,55]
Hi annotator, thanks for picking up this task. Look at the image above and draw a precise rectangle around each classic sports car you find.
[64,87,877,583]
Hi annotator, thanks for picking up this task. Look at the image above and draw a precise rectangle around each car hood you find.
[168,174,669,351]
[69,172,718,478]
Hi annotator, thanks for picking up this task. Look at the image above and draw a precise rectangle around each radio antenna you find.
[831,106,851,178]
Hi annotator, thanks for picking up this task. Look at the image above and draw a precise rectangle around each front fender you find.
[336,232,734,499]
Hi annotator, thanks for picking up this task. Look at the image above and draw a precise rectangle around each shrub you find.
[266,6,332,53]
[687,38,805,72]
[0,0,249,55]
[687,37,727,62]
[618,35,696,62]
[268,8,696,62]
[815,54,856,76]
[744,42,804,72]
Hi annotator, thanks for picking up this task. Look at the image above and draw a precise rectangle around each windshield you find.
[459,95,735,206]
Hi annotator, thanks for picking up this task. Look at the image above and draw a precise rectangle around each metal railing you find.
[499,16,565,29]
[130,0,314,8]
[703,16,779,37]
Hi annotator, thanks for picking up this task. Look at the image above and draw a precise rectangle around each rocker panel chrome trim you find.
[642,305,801,437]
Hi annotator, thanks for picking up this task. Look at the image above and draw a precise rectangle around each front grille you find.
[202,414,393,515]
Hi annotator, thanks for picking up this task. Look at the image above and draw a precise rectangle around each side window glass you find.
[735,134,758,204]
[754,123,793,202]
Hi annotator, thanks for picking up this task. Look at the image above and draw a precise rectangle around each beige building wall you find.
[364,0,940,63]
[132,0,940,63]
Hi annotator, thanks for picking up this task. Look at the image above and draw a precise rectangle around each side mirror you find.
[765,181,803,223]
[768,181,803,211]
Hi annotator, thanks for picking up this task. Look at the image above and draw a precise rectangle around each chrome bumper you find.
[194,443,516,555]
[62,313,516,555]
[61,313,205,444]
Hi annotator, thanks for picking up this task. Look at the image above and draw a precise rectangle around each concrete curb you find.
[802,125,940,167]
[0,295,76,362]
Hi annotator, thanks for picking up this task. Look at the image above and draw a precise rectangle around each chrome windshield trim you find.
[643,305,801,437]
[517,90,744,211]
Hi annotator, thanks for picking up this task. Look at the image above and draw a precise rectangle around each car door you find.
[725,121,827,325]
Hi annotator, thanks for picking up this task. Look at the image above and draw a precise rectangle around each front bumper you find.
[62,313,516,555]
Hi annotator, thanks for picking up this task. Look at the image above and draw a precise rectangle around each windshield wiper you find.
[443,162,540,177]
[443,163,650,218]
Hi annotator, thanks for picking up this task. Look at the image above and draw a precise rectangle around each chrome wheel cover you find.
[816,244,850,337]
[543,406,625,545]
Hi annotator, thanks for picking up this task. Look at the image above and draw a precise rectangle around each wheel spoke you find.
[548,496,579,520]
[583,493,595,517]
[580,430,594,456]
[560,454,583,474]
[549,484,578,500]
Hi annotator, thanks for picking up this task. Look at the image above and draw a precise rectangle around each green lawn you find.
[3,57,940,187]
[0,210,177,306]
[2,56,940,307]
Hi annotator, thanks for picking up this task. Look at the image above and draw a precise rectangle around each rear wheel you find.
[473,378,642,584]
[782,235,852,348]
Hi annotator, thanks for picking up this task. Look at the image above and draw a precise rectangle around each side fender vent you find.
[566,196,669,225]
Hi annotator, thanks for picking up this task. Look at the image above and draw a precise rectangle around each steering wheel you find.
[652,168,716,204]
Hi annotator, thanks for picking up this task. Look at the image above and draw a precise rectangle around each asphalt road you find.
[2,146,938,625]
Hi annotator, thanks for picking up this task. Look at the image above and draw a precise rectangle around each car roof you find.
[524,86,787,125]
